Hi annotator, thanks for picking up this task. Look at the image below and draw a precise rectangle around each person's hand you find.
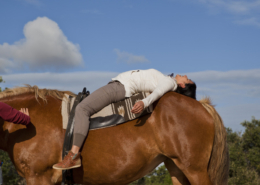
[20,108,29,116]
[131,101,144,114]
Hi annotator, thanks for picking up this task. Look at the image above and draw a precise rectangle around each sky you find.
[0,0,260,132]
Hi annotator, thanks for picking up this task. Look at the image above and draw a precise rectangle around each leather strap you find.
[61,87,90,185]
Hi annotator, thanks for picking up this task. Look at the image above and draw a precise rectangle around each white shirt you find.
[112,69,177,109]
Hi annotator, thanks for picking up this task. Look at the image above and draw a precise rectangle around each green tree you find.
[227,117,260,185]
[0,76,4,92]
[145,165,171,185]
[0,151,24,185]
[241,118,260,174]
[130,165,171,185]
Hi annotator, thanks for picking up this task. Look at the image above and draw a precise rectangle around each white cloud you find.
[114,49,149,64]
[1,71,119,93]
[81,9,103,15]
[195,0,260,28]
[197,0,260,14]
[186,69,260,85]
[234,17,260,27]
[0,58,15,74]
[0,17,83,73]
[216,104,260,131]
[1,69,260,132]
[24,0,41,6]
[185,69,260,101]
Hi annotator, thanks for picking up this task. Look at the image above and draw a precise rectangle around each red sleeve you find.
[0,102,30,126]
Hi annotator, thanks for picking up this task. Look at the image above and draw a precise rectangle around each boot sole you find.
[53,164,81,170]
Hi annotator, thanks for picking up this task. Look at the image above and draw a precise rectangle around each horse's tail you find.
[200,97,229,185]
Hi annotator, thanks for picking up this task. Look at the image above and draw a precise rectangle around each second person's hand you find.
[20,108,29,116]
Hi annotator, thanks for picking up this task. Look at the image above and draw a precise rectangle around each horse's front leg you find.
[26,177,49,185]
[164,158,190,185]
[26,177,61,185]
[25,169,62,185]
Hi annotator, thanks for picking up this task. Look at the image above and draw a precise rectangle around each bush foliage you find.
[0,150,24,185]
[0,76,3,92]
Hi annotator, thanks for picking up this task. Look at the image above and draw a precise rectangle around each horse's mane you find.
[199,96,213,107]
[0,84,76,102]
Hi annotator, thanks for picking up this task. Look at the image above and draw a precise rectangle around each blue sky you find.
[1,0,260,131]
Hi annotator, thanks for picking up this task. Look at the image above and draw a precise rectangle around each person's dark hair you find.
[175,83,197,100]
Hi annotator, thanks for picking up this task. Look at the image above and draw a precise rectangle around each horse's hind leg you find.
[182,169,212,185]
[171,158,212,185]
[164,158,190,185]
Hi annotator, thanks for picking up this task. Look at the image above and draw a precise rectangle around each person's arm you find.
[141,77,177,109]
[0,102,30,125]
[131,77,177,114]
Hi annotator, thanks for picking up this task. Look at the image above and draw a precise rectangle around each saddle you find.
[61,87,153,185]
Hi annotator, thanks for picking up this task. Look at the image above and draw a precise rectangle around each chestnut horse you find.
[0,85,229,185]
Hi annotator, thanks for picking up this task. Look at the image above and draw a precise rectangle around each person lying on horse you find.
[53,68,196,170]
[0,102,30,125]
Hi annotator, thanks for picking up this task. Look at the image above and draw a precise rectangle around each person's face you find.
[175,74,194,88]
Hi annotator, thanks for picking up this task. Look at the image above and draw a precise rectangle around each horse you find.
[0,85,229,185]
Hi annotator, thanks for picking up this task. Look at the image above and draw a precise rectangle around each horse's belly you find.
[72,114,160,184]
[74,154,165,185]
[72,130,163,184]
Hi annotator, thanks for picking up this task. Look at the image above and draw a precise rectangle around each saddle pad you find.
[62,92,153,129]
[62,94,75,129]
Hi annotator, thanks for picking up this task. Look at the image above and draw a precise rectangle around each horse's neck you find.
[0,95,28,151]
[0,120,11,151]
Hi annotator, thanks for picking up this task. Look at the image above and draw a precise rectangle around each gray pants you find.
[73,81,126,148]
